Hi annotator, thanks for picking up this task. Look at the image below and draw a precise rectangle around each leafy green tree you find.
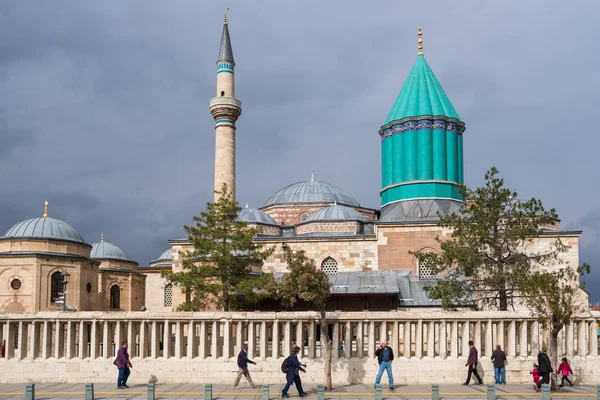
[278,244,333,389]
[521,263,590,390]
[162,184,274,311]
[412,167,562,311]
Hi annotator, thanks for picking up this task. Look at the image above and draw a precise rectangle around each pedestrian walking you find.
[115,340,132,389]
[463,340,483,385]
[1,340,5,358]
[374,341,395,390]
[531,364,541,391]
[281,346,307,397]
[491,345,507,384]
[558,357,574,387]
[233,344,257,389]
[537,347,553,388]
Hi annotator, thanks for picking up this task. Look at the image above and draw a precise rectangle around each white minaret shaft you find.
[209,11,241,201]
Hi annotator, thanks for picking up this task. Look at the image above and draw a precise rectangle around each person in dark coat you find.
[282,347,306,397]
[537,347,553,388]
[491,345,507,384]
[463,340,483,385]
[374,341,395,390]
[234,344,257,388]
[116,340,132,389]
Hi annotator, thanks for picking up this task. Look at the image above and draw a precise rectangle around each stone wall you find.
[0,310,599,385]
[260,204,376,226]
[296,221,362,236]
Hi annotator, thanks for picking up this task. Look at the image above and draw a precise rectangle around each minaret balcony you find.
[209,96,242,120]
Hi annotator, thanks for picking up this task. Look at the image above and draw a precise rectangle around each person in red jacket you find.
[558,358,574,387]
[531,364,541,391]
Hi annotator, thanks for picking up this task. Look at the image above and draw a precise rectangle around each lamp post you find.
[60,270,70,312]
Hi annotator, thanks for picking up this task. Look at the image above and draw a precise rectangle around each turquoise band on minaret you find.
[379,28,466,207]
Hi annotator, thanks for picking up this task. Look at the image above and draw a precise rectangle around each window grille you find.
[164,284,173,307]
[50,271,62,303]
[321,257,338,276]
[418,256,435,278]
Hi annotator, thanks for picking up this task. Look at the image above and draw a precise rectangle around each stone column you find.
[497,321,505,351]
[28,322,38,359]
[461,322,470,357]
[439,321,447,359]
[345,322,352,359]
[284,321,291,357]
[380,322,387,344]
[531,321,540,355]
[427,322,435,357]
[4,322,13,360]
[356,322,363,358]
[78,321,86,358]
[415,320,423,359]
[54,321,64,359]
[163,321,171,359]
[485,320,493,358]
[236,321,243,355]
[566,321,574,356]
[139,321,147,358]
[150,321,158,359]
[296,321,304,357]
[473,322,481,355]
[210,321,218,359]
[102,321,109,358]
[589,320,597,356]
[65,321,75,359]
[41,321,50,360]
[127,321,134,358]
[199,321,207,359]
[507,321,516,357]
[308,321,315,359]
[260,322,267,359]
[578,321,586,356]
[16,321,25,360]
[331,322,339,359]
[90,321,98,359]
[187,321,195,358]
[223,320,231,359]
[368,321,375,358]
[450,322,458,358]
[272,321,280,359]
[519,321,528,357]
[248,322,255,358]
[404,322,412,358]
[175,321,182,359]
[114,321,122,357]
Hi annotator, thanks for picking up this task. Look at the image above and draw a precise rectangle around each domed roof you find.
[3,216,86,244]
[91,236,131,261]
[238,205,279,226]
[305,204,366,222]
[157,248,172,261]
[263,178,360,208]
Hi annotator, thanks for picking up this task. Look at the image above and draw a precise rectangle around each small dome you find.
[91,240,131,261]
[263,180,360,208]
[305,204,366,222]
[157,248,172,261]
[238,205,279,226]
[3,217,86,244]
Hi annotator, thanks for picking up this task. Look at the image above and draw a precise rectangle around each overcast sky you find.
[1,1,599,300]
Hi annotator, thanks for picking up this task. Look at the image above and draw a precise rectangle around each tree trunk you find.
[320,315,332,390]
[549,329,559,391]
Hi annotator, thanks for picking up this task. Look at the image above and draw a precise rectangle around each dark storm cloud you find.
[1,1,599,300]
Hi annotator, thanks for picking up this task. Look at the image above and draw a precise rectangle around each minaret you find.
[210,10,242,201]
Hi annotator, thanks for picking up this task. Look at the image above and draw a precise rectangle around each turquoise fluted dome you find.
[305,204,366,222]
[91,240,131,261]
[3,217,86,244]
[385,56,460,124]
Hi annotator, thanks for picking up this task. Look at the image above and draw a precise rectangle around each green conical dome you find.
[385,55,460,124]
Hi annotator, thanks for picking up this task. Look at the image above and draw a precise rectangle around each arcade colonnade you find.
[1,311,599,385]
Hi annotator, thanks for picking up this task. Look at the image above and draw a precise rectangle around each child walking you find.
[531,364,541,392]
[558,358,574,387]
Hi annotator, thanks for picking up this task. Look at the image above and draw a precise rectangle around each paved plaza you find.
[0,383,597,399]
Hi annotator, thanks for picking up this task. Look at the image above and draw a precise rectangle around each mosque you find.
[0,17,584,313]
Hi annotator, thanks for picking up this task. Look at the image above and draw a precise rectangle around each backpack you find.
[113,358,118,366]
[281,357,290,373]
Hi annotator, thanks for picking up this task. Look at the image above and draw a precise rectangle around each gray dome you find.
[91,241,130,261]
[2,217,86,244]
[263,180,360,207]
[379,199,464,223]
[157,248,172,261]
[305,204,366,222]
[238,205,279,226]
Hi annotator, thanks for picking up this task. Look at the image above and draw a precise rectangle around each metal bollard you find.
[147,382,155,400]
[262,384,269,400]
[375,384,382,400]
[597,384,600,400]
[487,384,495,400]
[205,383,213,400]
[431,384,440,400]
[25,383,35,400]
[85,383,94,400]
[541,383,551,400]
[317,384,325,400]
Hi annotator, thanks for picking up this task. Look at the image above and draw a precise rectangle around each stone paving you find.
[0,383,597,399]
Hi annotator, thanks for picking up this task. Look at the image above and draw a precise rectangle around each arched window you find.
[417,255,435,278]
[321,257,338,276]
[164,284,173,307]
[220,91,225,97]
[299,212,309,222]
[50,271,63,303]
[110,285,120,309]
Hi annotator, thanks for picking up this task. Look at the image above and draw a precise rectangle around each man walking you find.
[491,345,507,384]
[116,340,132,389]
[374,341,394,390]
[463,340,483,385]
[282,346,307,397]
[537,347,553,387]
[234,344,257,389]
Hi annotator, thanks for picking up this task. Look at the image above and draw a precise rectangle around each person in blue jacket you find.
[282,346,307,397]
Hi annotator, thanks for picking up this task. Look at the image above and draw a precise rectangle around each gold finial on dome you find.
[417,26,423,56]
[101,233,104,243]
[43,201,48,218]
[224,8,229,24]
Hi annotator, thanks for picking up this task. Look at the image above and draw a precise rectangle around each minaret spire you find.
[210,12,242,201]
[417,26,423,56]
